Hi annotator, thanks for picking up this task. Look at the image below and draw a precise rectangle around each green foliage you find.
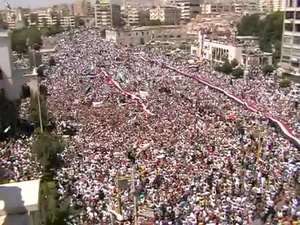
[29,95,48,129]
[232,67,244,79]
[49,56,56,66]
[231,58,239,68]
[236,14,262,36]
[221,59,233,74]
[32,133,64,172]
[10,26,43,54]
[0,99,19,133]
[278,79,291,88]
[214,65,222,72]
[262,64,274,75]
[41,24,62,37]
[237,11,284,53]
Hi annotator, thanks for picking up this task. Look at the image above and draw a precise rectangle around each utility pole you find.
[132,164,138,225]
[32,43,43,133]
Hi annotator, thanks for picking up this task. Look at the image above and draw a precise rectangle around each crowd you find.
[0,29,299,225]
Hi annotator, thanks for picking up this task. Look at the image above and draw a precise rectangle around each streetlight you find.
[32,43,43,133]
[129,142,151,225]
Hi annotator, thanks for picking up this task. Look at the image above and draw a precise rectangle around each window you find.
[296,12,300,19]
[283,35,293,44]
[286,11,294,19]
[285,23,293,31]
[282,47,292,54]
[293,36,300,45]
[282,55,291,60]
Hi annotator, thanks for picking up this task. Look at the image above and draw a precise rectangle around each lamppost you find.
[32,42,43,133]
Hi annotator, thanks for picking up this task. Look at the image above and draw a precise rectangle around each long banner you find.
[139,55,300,148]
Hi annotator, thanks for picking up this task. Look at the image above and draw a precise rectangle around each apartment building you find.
[258,0,285,12]
[106,25,187,46]
[74,0,92,16]
[175,0,200,21]
[60,16,76,28]
[95,0,122,28]
[279,0,300,74]
[200,3,235,14]
[150,6,181,25]
[0,31,39,100]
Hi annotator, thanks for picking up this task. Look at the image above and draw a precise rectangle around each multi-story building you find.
[192,32,272,66]
[175,0,200,21]
[0,30,39,100]
[123,7,150,26]
[279,0,300,74]
[259,0,284,12]
[52,4,74,17]
[74,0,92,16]
[60,16,76,28]
[150,6,181,25]
[200,3,235,14]
[95,0,122,28]
[106,25,187,46]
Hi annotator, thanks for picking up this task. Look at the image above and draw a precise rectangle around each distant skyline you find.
[0,0,75,10]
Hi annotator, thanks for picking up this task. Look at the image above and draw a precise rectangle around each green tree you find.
[32,133,64,172]
[29,95,48,129]
[279,79,291,88]
[221,59,232,74]
[236,14,261,36]
[262,64,274,75]
[231,58,239,68]
[49,56,56,66]
[237,11,283,53]
[232,67,244,79]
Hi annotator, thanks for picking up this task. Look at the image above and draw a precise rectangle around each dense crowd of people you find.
[0,29,299,224]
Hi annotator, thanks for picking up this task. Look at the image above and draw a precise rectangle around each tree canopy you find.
[10,26,43,54]
[237,11,283,54]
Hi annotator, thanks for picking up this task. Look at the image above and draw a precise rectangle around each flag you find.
[4,0,12,11]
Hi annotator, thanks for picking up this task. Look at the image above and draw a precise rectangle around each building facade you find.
[194,32,272,66]
[280,0,300,74]
[175,0,200,21]
[150,6,181,25]
[60,16,76,28]
[74,0,92,16]
[106,25,187,46]
[95,0,122,28]
[0,31,38,100]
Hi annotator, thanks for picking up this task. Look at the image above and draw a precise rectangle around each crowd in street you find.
[0,29,299,224]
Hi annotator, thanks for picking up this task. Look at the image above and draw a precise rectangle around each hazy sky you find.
[0,0,76,9]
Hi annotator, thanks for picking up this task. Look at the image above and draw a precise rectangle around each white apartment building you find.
[175,0,200,21]
[95,0,122,28]
[279,0,300,74]
[126,7,140,25]
[192,32,272,66]
[60,16,76,28]
[0,30,39,101]
[150,6,181,25]
[258,0,284,12]
[106,25,187,47]
[200,3,235,14]
[36,12,58,27]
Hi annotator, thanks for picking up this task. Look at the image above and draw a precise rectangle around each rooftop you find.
[0,179,40,216]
